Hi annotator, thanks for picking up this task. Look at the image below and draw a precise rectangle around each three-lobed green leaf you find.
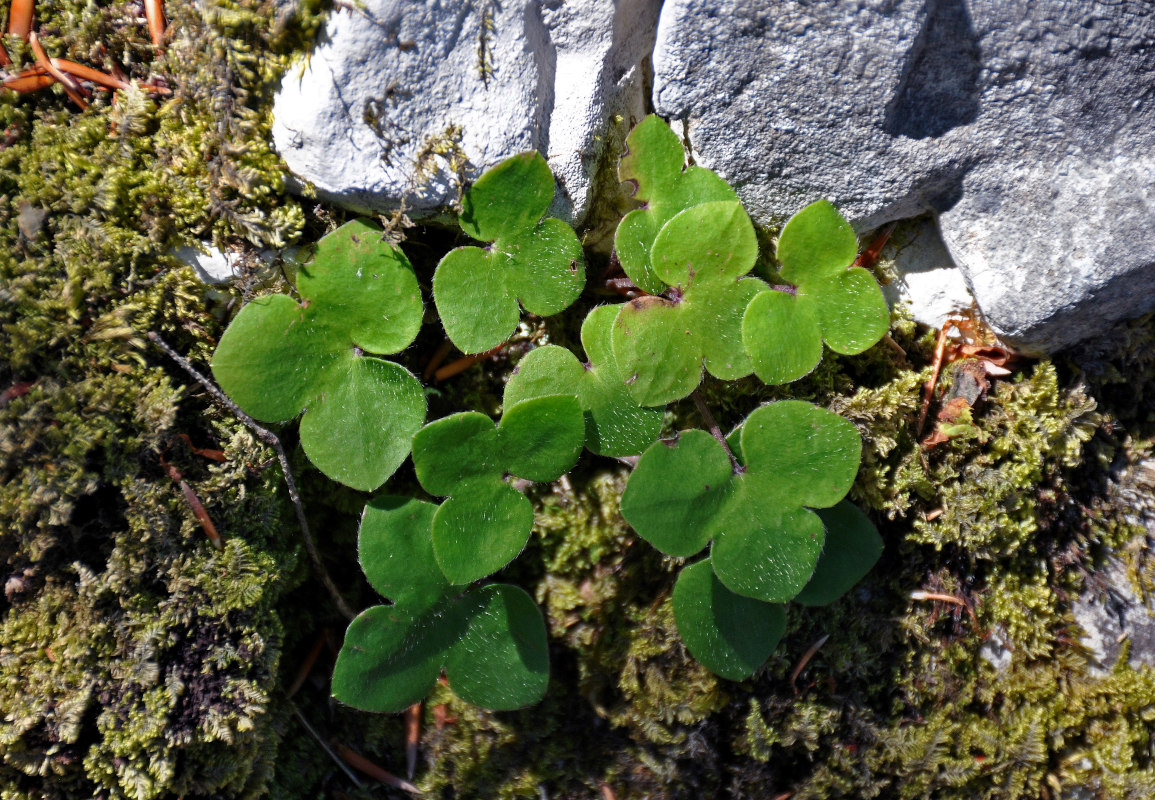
[504,304,664,457]
[433,152,585,354]
[332,497,549,712]
[621,401,863,604]
[743,200,890,384]
[614,115,739,294]
[611,201,768,406]
[211,219,425,491]
[411,396,584,584]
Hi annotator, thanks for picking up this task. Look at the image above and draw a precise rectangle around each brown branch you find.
[148,332,357,621]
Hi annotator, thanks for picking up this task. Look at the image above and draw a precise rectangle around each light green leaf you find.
[743,200,889,385]
[359,496,454,613]
[619,430,731,557]
[622,401,862,604]
[335,506,551,713]
[460,152,554,242]
[445,584,550,709]
[411,411,498,496]
[299,356,425,492]
[739,400,862,509]
[411,396,584,583]
[673,558,787,681]
[615,115,738,293]
[498,394,585,481]
[211,294,329,422]
[434,153,584,354]
[504,305,665,456]
[296,218,423,354]
[331,604,448,713]
[432,479,534,584]
[794,500,884,606]
[741,290,824,385]
[777,199,858,284]
[808,270,891,355]
[611,202,768,406]
[211,219,425,491]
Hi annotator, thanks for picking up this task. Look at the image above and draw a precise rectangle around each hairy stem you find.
[691,389,742,474]
[148,332,357,621]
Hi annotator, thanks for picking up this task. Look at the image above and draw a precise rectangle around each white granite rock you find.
[272,0,660,225]
[881,218,975,329]
[652,0,1155,352]
[175,245,242,283]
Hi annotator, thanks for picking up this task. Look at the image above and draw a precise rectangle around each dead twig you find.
[148,332,357,621]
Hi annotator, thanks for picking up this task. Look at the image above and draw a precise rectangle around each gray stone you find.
[272,0,660,225]
[652,0,1155,352]
[1072,458,1155,677]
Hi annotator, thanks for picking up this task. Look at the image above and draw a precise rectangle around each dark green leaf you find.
[794,500,884,606]
[673,558,787,681]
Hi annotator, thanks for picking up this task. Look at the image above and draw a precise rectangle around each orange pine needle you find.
[0,38,11,67]
[162,460,223,550]
[333,742,421,794]
[286,629,327,698]
[789,633,830,693]
[52,58,129,90]
[853,221,897,269]
[422,339,453,380]
[404,702,421,779]
[434,345,503,382]
[144,0,166,49]
[917,323,952,437]
[910,590,980,628]
[3,69,54,93]
[28,32,87,110]
[7,0,33,39]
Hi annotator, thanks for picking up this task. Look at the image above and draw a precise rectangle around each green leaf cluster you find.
[332,497,548,712]
[209,123,892,707]
[211,219,425,491]
[433,152,585,354]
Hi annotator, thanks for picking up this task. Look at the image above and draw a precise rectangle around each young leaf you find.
[793,500,884,606]
[673,557,787,681]
[433,152,585,354]
[612,201,768,406]
[334,497,549,712]
[615,115,738,294]
[743,200,890,384]
[211,219,425,491]
[503,304,665,457]
[411,396,584,584]
[621,401,861,604]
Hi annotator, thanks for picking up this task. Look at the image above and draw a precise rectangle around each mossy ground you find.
[2,3,1155,799]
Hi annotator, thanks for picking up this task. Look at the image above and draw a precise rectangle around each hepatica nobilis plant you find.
[211,115,887,713]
